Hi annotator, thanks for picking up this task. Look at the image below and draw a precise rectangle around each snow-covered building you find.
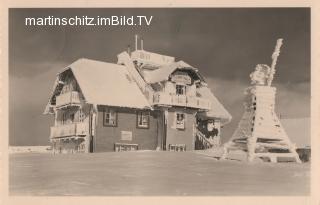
[43,44,231,153]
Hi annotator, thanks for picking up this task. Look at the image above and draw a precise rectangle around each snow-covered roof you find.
[196,86,232,125]
[143,61,203,84]
[44,55,231,125]
[45,58,151,113]
[131,50,175,67]
[280,118,310,148]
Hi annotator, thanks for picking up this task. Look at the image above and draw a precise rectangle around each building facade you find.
[44,48,232,153]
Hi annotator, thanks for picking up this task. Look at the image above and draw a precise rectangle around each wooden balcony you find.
[153,92,211,110]
[50,122,88,138]
[55,91,81,108]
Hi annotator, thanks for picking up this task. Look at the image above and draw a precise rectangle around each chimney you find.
[135,34,138,50]
[127,45,131,56]
[141,38,144,50]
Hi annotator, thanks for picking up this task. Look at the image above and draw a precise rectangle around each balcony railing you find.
[56,91,81,108]
[50,122,88,138]
[153,92,211,110]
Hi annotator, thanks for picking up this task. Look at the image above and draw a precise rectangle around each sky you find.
[9,8,310,146]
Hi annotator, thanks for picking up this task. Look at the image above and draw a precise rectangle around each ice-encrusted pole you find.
[267,38,283,86]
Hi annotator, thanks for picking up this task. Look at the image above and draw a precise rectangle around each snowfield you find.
[9,146,51,154]
[9,151,309,196]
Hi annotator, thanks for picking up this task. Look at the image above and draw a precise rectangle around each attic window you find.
[176,85,186,95]
[62,79,79,95]
[137,111,149,129]
[104,109,117,127]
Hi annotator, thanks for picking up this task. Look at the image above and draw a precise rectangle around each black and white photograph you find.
[4,6,314,200]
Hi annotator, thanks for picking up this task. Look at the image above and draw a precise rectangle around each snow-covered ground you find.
[9,151,309,196]
[9,146,51,154]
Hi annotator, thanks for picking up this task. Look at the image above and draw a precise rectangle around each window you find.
[62,111,75,124]
[61,77,78,94]
[137,111,149,128]
[176,112,185,129]
[79,109,85,122]
[176,84,186,95]
[104,109,117,126]
[61,82,71,94]
[70,113,75,122]
[62,112,67,124]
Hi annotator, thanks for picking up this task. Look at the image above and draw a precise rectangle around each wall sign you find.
[171,74,191,85]
[121,131,133,141]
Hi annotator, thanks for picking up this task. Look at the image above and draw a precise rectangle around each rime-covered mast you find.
[267,38,283,86]
[221,39,301,163]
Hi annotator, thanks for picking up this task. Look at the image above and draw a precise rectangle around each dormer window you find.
[176,84,186,95]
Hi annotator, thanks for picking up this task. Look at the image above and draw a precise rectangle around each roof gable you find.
[143,61,204,84]
[44,58,151,113]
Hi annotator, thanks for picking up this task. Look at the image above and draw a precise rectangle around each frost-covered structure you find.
[221,39,301,163]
